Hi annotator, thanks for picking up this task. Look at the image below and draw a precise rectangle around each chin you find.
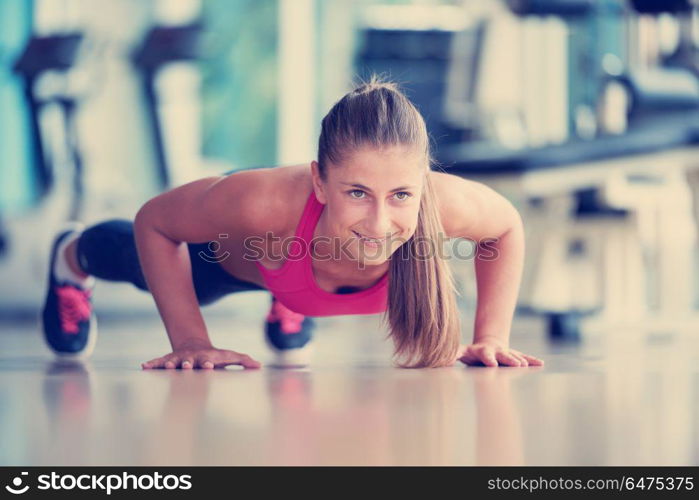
[360,255,389,267]
[354,246,396,267]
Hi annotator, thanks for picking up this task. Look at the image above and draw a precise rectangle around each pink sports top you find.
[254,190,388,317]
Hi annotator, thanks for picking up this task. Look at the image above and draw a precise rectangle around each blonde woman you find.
[41,79,544,369]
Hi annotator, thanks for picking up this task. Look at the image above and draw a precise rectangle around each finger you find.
[181,358,194,370]
[164,357,179,369]
[235,353,262,369]
[507,352,527,366]
[480,347,499,367]
[142,357,165,369]
[194,356,214,370]
[522,354,544,366]
[216,352,261,369]
[515,354,529,366]
[510,349,541,366]
[496,350,520,367]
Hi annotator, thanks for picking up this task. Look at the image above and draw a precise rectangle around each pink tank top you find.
[254,190,388,317]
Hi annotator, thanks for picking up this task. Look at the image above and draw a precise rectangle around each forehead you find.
[329,146,426,187]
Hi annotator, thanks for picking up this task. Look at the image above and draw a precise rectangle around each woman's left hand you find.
[456,339,544,367]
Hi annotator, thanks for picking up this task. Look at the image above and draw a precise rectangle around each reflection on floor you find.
[0,295,698,466]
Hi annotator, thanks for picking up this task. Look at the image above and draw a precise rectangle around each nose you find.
[364,201,393,239]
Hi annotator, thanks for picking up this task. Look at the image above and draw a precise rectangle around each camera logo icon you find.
[5,472,29,495]
[197,234,230,263]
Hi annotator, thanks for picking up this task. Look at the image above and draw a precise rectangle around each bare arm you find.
[133,170,280,358]
[134,206,211,351]
[431,171,543,367]
[439,177,524,347]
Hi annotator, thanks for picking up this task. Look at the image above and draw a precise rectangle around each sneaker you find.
[41,223,97,359]
[265,297,314,367]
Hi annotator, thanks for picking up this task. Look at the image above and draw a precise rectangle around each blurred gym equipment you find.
[13,33,91,221]
[0,1,217,314]
[435,0,699,340]
[440,116,699,339]
[0,0,33,258]
[356,6,486,156]
[598,0,699,131]
[132,23,206,189]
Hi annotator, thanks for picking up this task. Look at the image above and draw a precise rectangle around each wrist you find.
[473,334,508,348]
[172,337,213,351]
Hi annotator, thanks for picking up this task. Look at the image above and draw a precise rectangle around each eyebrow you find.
[340,182,416,192]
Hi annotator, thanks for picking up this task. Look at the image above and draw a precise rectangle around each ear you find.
[310,160,328,204]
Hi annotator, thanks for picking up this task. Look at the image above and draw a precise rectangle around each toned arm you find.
[133,169,283,350]
[429,171,538,366]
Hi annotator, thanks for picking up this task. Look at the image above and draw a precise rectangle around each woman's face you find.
[311,145,426,267]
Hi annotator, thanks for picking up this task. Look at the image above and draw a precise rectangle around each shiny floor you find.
[1,292,698,466]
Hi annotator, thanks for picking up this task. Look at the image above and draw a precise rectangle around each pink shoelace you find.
[55,285,92,334]
[266,299,305,334]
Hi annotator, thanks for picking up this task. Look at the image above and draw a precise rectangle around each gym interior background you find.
[1,0,698,466]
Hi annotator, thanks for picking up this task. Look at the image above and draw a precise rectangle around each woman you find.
[41,79,544,369]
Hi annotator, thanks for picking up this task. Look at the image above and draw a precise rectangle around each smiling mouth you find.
[352,231,391,243]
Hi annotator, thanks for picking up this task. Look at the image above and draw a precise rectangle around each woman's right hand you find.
[141,339,261,370]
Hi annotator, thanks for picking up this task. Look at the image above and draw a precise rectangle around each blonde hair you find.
[317,76,461,368]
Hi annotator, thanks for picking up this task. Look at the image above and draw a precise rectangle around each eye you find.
[394,191,412,201]
[348,189,366,199]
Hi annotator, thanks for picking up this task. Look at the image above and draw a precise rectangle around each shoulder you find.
[135,165,312,244]
[214,164,313,238]
[428,169,520,239]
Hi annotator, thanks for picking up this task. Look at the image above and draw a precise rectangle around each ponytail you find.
[383,170,462,368]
